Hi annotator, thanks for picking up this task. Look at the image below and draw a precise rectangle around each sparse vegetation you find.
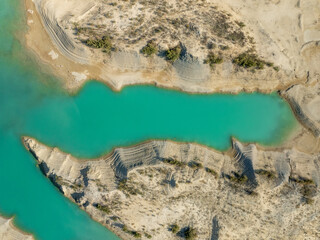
[170,224,179,234]
[123,225,142,238]
[226,172,248,184]
[163,158,186,167]
[290,176,316,204]
[117,179,142,196]
[181,226,197,240]
[165,45,181,62]
[255,169,276,180]
[205,167,218,178]
[141,41,158,57]
[144,233,152,239]
[204,53,223,69]
[188,161,203,169]
[235,21,246,28]
[95,203,111,214]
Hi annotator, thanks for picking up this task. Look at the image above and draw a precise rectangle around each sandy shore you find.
[0,215,34,240]
[21,0,320,239]
[23,135,320,240]
[24,0,315,94]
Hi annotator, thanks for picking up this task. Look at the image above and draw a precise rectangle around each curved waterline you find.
[0,0,298,240]
[23,80,297,159]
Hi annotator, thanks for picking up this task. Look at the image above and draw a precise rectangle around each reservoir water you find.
[0,0,297,239]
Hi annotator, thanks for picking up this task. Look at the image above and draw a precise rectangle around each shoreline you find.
[0,214,34,240]
[19,0,320,239]
[23,136,320,240]
[22,0,320,141]
[24,0,305,96]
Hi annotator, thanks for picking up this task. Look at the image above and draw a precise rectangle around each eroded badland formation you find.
[23,0,320,239]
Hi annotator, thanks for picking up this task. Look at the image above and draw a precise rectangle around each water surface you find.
[0,0,297,239]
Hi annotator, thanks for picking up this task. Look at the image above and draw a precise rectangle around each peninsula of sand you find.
[23,0,320,239]
[0,215,34,240]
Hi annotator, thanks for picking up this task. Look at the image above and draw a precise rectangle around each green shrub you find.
[235,21,245,28]
[188,161,203,169]
[205,167,218,178]
[122,225,141,238]
[255,169,276,179]
[170,224,179,234]
[204,53,223,69]
[233,52,266,70]
[95,203,111,214]
[86,36,112,52]
[183,227,197,240]
[166,45,181,62]
[144,233,152,239]
[163,158,186,167]
[141,41,158,56]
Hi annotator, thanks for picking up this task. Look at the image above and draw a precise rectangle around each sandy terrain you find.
[25,0,320,94]
[24,136,320,240]
[0,216,34,240]
[21,0,320,239]
[24,0,320,136]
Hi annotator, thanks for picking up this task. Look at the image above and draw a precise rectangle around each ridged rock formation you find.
[26,0,320,93]
[32,0,90,64]
[283,81,320,137]
[0,216,34,240]
[23,137,320,240]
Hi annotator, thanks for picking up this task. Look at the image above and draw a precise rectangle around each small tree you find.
[170,224,179,234]
[184,227,197,240]
[141,41,158,57]
[165,45,181,62]
[204,53,223,69]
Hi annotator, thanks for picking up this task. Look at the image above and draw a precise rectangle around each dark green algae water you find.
[0,0,297,239]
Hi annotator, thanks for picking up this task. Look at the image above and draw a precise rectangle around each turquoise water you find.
[0,0,297,240]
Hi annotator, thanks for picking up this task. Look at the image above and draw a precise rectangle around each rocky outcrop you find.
[0,216,34,240]
[23,137,320,240]
[283,81,320,137]
[32,0,90,64]
[26,0,320,93]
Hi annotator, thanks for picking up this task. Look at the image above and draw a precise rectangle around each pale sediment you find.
[23,137,320,240]
[0,216,34,240]
[282,79,320,138]
[25,0,320,94]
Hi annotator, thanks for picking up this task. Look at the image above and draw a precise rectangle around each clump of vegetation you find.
[169,224,180,234]
[233,52,276,71]
[219,45,229,51]
[95,203,111,214]
[233,52,266,69]
[205,167,218,178]
[141,41,158,57]
[204,52,223,69]
[144,233,152,239]
[289,176,314,185]
[163,158,186,167]
[226,172,248,184]
[290,176,316,204]
[123,225,142,238]
[86,36,112,53]
[255,169,276,180]
[165,45,181,62]
[226,31,246,45]
[188,161,203,169]
[117,179,142,196]
[181,226,197,240]
[273,66,280,72]
[235,21,245,28]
